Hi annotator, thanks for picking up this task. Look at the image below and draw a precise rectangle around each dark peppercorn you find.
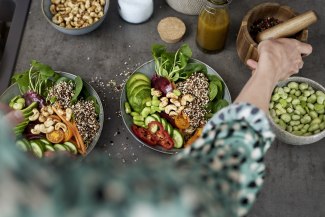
[250,17,282,40]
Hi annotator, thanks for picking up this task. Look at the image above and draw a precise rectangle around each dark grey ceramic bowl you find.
[42,0,109,35]
[0,71,104,156]
[269,77,325,145]
[120,59,232,154]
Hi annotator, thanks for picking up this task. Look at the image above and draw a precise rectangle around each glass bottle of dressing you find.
[196,0,231,53]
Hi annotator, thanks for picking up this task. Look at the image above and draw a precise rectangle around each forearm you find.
[234,68,277,113]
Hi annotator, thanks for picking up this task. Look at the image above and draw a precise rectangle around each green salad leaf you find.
[71,76,83,104]
[152,44,196,82]
[11,60,60,96]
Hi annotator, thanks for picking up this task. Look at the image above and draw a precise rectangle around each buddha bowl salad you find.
[124,44,229,150]
[9,60,100,157]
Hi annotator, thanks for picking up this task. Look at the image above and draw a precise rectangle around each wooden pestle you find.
[256,10,318,43]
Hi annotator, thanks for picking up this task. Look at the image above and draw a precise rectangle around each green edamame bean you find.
[315,104,325,114]
[303,124,310,131]
[295,105,306,115]
[133,115,144,121]
[291,115,301,121]
[303,90,311,97]
[297,124,304,130]
[269,102,274,109]
[270,109,276,118]
[299,83,308,91]
[290,89,296,95]
[295,90,302,96]
[309,111,318,119]
[275,109,283,116]
[299,96,307,102]
[290,120,300,126]
[304,132,312,136]
[287,107,294,113]
[272,93,280,101]
[320,122,325,130]
[274,117,280,124]
[317,95,325,104]
[284,87,291,93]
[314,130,321,134]
[292,99,300,105]
[279,99,287,108]
[278,120,287,130]
[301,129,307,133]
[293,126,299,131]
[294,110,301,115]
[311,118,322,125]
[307,103,314,110]
[293,131,304,136]
[287,125,293,132]
[316,90,325,97]
[288,82,299,89]
[308,124,319,132]
[281,93,288,99]
[301,115,311,124]
[281,114,291,123]
[286,97,293,103]
[307,94,317,104]
[319,114,324,121]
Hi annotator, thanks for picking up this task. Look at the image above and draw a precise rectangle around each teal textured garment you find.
[0,103,274,217]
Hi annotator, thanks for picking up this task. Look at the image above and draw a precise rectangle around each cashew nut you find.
[39,124,54,134]
[52,14,63,24]
[83,15,93,24]
[85,0,90,8]
[51,0,61,4]
[181,94,195,106]
[31,129,41,135]
[55,122,67,132]
[29,109,40,121]
[64,13,74,22]
[47,106,54,115]
[170,99,181,107]
[169,111,178,117]
[44,118,55,128]
[50,4,57,14]
[99,0,105,6]
[176,106,185,114]
[166,92,178,99]
[165,105,177,114]
[65,108,73,121]
[39,115,46,122]
[159,97,168,108]
[151,88,162,97]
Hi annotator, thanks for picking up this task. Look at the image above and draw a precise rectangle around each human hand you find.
[0,103,24,127]
[246,38,312,82]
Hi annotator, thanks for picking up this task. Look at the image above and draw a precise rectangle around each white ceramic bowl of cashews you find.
[42,0,109,35]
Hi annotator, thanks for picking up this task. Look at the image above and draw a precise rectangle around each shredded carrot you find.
[52,106,87,156]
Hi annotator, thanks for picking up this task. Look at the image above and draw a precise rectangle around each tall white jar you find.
[118,0,154,24]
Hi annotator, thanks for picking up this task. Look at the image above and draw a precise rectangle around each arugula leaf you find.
[71,76,83,104]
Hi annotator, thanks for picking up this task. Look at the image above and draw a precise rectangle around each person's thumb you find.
[246,59,258,70]
[4,110,24,127]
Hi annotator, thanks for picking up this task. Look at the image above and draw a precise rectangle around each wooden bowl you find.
[236,2,308,65]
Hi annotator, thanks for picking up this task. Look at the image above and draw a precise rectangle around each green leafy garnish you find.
[71,76,83,104]
[11,60,60,96]
[152,44,196,82]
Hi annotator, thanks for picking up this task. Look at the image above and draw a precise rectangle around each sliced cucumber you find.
[16,140,30,152]
[161,118,168,131]
[22,139,32,151]
[39,139,52,146]
[144,116,157,126]
[172,129,184,149]
[31,141,44,158]
[45,144,55,152]
[166,122,173,136]
[151,113,161,122]
[54,144,68,152]
[63,142,78,155]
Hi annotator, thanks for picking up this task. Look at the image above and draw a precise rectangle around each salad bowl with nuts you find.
[42,0,110,35]
[0,61,104,158]
[121,44,232,154]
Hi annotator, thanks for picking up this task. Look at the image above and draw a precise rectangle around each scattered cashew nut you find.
[29,109,40,121]
[181,94,195,106]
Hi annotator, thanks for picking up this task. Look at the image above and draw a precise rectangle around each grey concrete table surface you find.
[14,0,325,216]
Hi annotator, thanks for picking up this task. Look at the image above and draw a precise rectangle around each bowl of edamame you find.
[269,77,325,145]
